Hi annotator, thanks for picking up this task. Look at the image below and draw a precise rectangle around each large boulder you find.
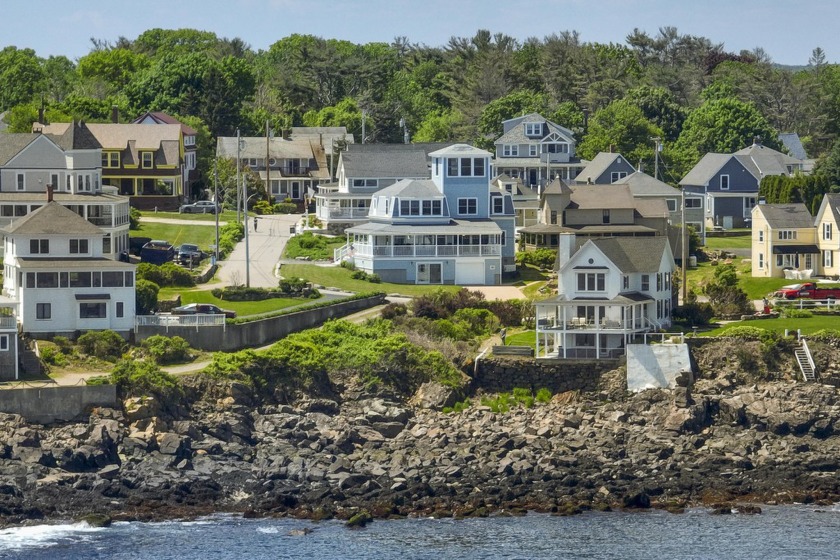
[409,382,460,410]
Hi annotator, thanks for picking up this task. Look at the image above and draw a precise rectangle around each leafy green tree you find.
[135,279,160,315]
[413,109,464,142]
[577,99,663,166]
[77,48,150,96]
[0,47,46,110]
[670,96,780,174]
[703,263,752,317]
[477,90,551,138]
[302,98,364,131]
[42,55,76,103]
[623,85,686,142]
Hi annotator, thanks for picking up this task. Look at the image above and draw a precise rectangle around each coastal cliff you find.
[2,339,840,526]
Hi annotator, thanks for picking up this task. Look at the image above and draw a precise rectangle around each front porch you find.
[534,294,666,359]
[315,193,371,224]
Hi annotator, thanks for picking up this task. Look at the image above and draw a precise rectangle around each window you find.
[36,303,51,320]
[656,273,662,291]
[610,171,628,182]
[36,273,58,288]
[758,253,764,269]
[824,223,833,241]
[524,123,542,136]
[623,275,629,290]
[116,302,124,318]
[529,145,538,157]
[824,250,833,268]
[400,200,420,216]
[720,175,730,190]
[602,209,610,224]
[102,152,119,168]
[353,179,378,188]
[30,239,49,254]
[666,199,677,212]
[103,271,124,287]
[502,145,518,157]
[185,152,196,170]
[0,335,7,351]
[447,157,485,177]
[685,197,701,208]
[16,174,24,191]
[125,271,134,287]
[492,197,504,214]
[79,302,107,319]
[758,230,764,242]
[458,198,477,215]
[641,274,650,291]
[184,135,196,146]
[69,272,92,288]
[70,239,89,254]
[778,230,797,240]
[50,173,59,189]
[577,272,606,292]
[141,152,153,168]
[550,211,558,225]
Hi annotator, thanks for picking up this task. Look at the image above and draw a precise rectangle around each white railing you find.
[351,244,502,258]
[772,298,838,310]
[643,332,685,344]
[800,338,817,380]
[333,244,352,262]
[319,208,370,220]
[0,316,16,329]
[136,314,226,329]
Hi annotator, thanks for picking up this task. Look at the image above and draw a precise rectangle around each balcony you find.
[352,243,501,258]
[87,217,113,227]
[0,316,17,329]
[318,207,370,221]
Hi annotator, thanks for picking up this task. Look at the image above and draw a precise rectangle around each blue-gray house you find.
[336,144,516,285]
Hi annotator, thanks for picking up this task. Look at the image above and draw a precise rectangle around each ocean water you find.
[1,505,839,559]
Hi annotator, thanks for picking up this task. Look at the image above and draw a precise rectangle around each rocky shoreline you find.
[3,351,840,527]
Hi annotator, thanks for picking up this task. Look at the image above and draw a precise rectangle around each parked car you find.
[140,240,175,264]
[177,243,205,265]
[179,200,220,214]
[171,303,236,319]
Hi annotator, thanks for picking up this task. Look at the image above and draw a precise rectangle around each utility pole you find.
[361,110,366,144]
[681,185,688,305]
[214,162,220,263]
[265,119,272,203]
[236,128,242,223]
[652,137,662,181]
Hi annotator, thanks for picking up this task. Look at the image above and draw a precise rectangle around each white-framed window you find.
[421,200,443,216]
[778,230,797,240]
[825,250,834,268]
[758,230,764,242]
[50,173,59,189]
[706,196,711,212]
[550,210,558,225]
[30,239,49,254]
[447,158,486,177]
[823,222,833,240]
[36,303,51,320]
[400,200,420,216]
[576,272,605,292]
[543,142,568,154]
[141,152,154,168]
[524,123,542,136]
[16,173,24,191]
[492,197,504,214]
[610,171,627,182]
[758,253,764,269]
[666,199,677,212]
[502,145,518,157]
[80,302,107,319]
[184,135,196,146]
[529,145,538,157]
[352,179,378,188]
[685,197,701,208]
[458,198,477,215]
[641,274,650,291]
[185,151,196,170]
[720,175,730,190]
[70,239,89,254]
[66,175,72,191]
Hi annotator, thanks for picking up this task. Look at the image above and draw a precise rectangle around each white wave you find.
[256,526,281,534]
[0,522,104,550]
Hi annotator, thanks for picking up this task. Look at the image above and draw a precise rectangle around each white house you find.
[2,200,135,337]
[534,236,675,359]
[336,144,517,285]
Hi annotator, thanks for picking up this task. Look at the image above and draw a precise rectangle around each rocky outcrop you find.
[3,347,840,526]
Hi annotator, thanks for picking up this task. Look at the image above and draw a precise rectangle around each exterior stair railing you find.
[795,338,817,382]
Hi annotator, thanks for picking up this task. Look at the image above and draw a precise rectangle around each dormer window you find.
[492,197,504,214]
[524,122,542,137]
[141,152,154,169]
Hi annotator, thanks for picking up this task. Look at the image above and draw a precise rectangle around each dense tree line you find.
[3,27,840,189]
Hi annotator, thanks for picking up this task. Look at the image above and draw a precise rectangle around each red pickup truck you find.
[774,282,840,300]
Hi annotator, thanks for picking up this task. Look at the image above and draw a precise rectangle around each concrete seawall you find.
[0,385,117,424]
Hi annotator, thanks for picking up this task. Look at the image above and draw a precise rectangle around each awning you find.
[772,245,820,255]
[75,294,111,300]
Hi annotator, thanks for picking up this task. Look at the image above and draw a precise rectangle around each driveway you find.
[217,213,302,288]
[465,285,525,300]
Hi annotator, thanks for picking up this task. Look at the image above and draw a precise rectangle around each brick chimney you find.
[46,185,54,202]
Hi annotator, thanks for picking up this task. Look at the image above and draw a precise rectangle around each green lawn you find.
[686,258,792,300]
[133,221,220,252]
[141,210,241,222]
[158,287,306,316]
[284,233,347,261]
[504,329,536,348]
[279,263,462,297]
[706,315,840,336]
[703,234,752,250]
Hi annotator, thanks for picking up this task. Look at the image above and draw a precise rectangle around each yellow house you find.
[814,193,840,278]
[751,203,818,278]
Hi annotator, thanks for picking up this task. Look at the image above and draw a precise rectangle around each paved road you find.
[217,213,301,288]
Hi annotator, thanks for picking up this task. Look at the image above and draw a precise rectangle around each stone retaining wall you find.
[474,356,622,393]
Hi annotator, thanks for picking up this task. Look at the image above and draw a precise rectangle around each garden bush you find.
[252,200,275,215]
[274,202,297,214]
[108,358,182,400]
[516,249,557,270]
[140,335,192,364]
[135,279,160,315]
[77,330,127,361]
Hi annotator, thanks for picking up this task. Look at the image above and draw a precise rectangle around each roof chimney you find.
[111,105,119,123]
[46,185,54,203]
[753,135,762,146]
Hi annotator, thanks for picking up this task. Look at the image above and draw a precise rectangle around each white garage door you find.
[456,262,485,285]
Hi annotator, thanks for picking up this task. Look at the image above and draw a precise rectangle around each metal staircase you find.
[795,338,817,382]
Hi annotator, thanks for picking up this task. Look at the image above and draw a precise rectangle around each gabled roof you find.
[37,122,182,151]
[0,133,41,165]
[131,111,198,137]
[734,142,801,176]
[374,178,442,198]
[497,113,576,145]
[340,145,430,178]
[753,203,813,229]
[679,153,740,186]
[815,193,840,226]
[290,126,354,146]
[613,171,680,197]
[634,198,670,218]
[47,121,101,150]
[575,152,632,184]
[582,236,670,274]
[778,133,808,160]
[568,184,635,210]
[217,136,316,160]
[3,201,104,236]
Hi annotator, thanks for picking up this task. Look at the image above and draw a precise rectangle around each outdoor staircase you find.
[795,339,817,382]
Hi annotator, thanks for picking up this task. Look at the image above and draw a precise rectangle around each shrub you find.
[135,279,160,315]
[535,388,552,403]
[252,200,275,215]
[340,260,355,270]
[351,269,368,280]
[274,202,297,214]
[140,335,192,364]
[781,307,813,319]
[516,249,557,270]
[380,303,408,320]
[109,358,181,400]
[77,330,127,361]
[368,273,381,283]
[672,302,715,326]
[41,346,67,366]
[512,387,535,408]
[136,262,195,288]
[484,299,526,327]
[703,264,753,317]
[307,215,322,228]
[52,336,74,355]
